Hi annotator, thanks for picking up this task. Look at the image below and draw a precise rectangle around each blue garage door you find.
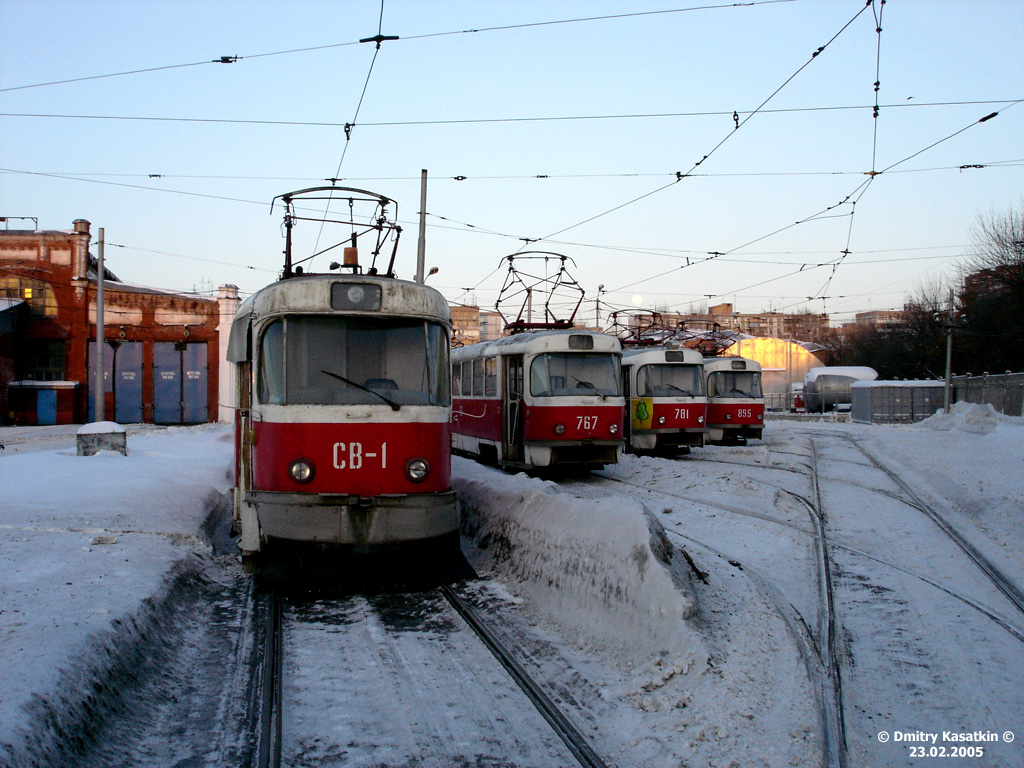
[114,342,144,423]
[182,342,209,423]
[154,342,208,424]
[87,341,142,423]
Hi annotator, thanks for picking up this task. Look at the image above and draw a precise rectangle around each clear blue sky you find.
[2,0,1021,326]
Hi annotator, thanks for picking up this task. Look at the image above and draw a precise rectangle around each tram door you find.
[503,355,524,463]
[621,365,633,444]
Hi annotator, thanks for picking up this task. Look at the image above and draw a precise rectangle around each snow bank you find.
[915,400,1018,434]
[453,458,706,669]
[0,425,234,767]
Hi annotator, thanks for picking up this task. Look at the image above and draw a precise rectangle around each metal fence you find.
[851,382,944,424]
[951,372,1024,417]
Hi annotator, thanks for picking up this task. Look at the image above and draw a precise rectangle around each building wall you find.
[450,304,481,346]
[855,310,908,327]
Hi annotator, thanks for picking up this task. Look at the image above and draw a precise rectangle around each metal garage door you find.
[154,342,208,424]
[87,341,142,423]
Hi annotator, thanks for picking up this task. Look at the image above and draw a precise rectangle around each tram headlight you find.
[288,458,315,483]
[697,415,705,424]
[657,416,666,425]
[405,458,430,482]
[609,423,619,435]
[553,423,566,435]
[725,413,733,421]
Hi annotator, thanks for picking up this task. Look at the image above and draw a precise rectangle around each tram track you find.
[583,468,847,768]
[439,585,609,768]
[805,439,848,768]
[582,430,1024,768]
[250,582,608,768]
[253,591,283,768]
[802,430,1024,767]
[595,461,1024,645]
[838,433,1024,619]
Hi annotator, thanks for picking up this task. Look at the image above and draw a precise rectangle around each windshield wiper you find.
[320,369,400,411]
[570,376,607,400]
[665,383,692,396]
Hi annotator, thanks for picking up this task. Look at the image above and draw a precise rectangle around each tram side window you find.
[452,362,462,397]
[472,359,484,397]
[484,357,498,397]
[707,371,762,398]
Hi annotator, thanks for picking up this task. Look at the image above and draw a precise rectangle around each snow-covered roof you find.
[7,380,79,388]
[804,365,878,382]
[852,379,943,388]
[76,421,127,435]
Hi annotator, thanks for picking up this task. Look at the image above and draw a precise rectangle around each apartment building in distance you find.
[631,303,830,342]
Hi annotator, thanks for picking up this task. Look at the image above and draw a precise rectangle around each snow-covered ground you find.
[1,404,1021,767]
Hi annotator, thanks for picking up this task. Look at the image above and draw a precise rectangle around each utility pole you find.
[93,228,105,422]
[933,287,969,413]
[416,169,427,283]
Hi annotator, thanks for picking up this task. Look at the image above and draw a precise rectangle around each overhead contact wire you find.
[538,0,876,246]
[310,0,390,264]
[0,1,795,93]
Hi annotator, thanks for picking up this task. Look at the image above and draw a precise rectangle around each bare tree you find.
[957,202,1024,373]
[962,201,1024,297]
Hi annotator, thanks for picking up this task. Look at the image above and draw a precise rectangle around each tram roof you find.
[227,273,450,363]
[453,328,621,360]
[621,346,703,364]
[702,355,762,372]
[237,274,449,321]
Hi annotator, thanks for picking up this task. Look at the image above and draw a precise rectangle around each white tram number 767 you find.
[333,441,387,470]
[576,416,600,430]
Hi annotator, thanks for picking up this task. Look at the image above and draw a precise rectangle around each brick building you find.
[0,219,230,426]
[854,309,908,328]
[449,304,507,346]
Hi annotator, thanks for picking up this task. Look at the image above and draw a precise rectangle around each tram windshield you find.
[706,371,762,399]
[258,316,449,406]
[638,364,704,397]
[529,353,620,398]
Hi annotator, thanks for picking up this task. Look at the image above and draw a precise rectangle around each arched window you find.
[0,277,58,317]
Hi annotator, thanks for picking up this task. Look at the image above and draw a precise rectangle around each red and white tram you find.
[227,188,457,556]
[621,345,708,454]
[451,330,624,472]
[702,356,765,444]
